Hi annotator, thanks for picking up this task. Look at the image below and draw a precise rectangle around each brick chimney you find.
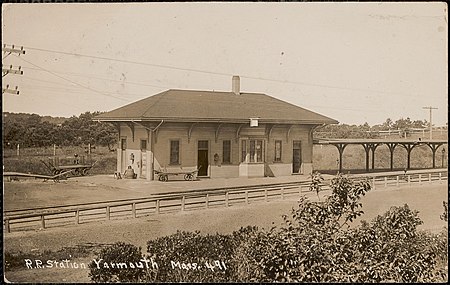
[232,75,240,95]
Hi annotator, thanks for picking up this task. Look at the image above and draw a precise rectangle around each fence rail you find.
[4,170,447,233]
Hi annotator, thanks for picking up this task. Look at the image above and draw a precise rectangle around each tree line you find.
[2,112,117,149]
[2,112,442,148]
[315,117,435,139]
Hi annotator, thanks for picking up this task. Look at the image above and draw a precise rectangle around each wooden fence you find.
[3,170,447,233]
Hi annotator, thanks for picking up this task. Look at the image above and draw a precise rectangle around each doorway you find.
[293,140,302,173]
[197,140,209,176]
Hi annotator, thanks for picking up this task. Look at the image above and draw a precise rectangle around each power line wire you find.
[13,54,129,102]
[10,48,429,115]
[23,45,231,76]
[5,87,89,111]
[22,65,173,90]
[21,75,83,87]
[19,82,150,99]
[21,45,417,97]
[19,76,142,95]
[17,66,385,113]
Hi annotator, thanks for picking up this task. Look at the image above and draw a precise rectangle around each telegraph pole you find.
[2,84,19,95]
[2,65,23,77]
[2,44,25,95]
[2,44,25,58]
[422,106,438,139]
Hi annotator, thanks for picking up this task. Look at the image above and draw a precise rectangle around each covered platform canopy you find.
[314,138,448,172]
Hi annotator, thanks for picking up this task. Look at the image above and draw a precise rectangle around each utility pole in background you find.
[422,106,438,139]
[2,44,25,95]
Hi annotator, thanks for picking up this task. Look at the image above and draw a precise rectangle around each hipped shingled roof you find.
[95,89,338,125]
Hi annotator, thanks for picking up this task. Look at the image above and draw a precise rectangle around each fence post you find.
[299,185,302,196]
[5,219,10,233]
[225,192,229,207]
[156,200,160,214]
[206,194,209,209]
[419,174,422,185]
[429,173,432,184]
[245,191,249,204]
[265,189,268,202]
[439,172,442,183]
[281,188,285,200]
[396,176,399,187]
[384,177,388,188]
[408,175,411,186]
[75,210,79,225]
[40,215,45,229]
[181,196,185,211]
[372,177,376,190]
[132,203,136,218]
[106,206,110,220]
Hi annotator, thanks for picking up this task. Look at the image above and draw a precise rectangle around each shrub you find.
[233,204,445,283]
[145,230,236,282]
[89,173,448,283]
[223,174,447,283]
[347,205,436,282]
[229,225,270,282]
[88,242,149,283]
[441,201,448,222]
[227,174,372,282]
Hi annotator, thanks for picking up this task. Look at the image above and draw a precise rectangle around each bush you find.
[89,173,448,283]
[346,205,437,282]
[145,230,236,282]
[231,174,371,282]
[88,242,149,283]
[441,201,448,222]
[223,174,447,283]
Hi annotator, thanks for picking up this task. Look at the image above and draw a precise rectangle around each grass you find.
[4,244,95,271]
[3,146,116,175]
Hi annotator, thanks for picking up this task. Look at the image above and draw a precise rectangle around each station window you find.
[241,139,264,163]
[223,140,231,163]
[170,140,180,165]
[140,140,147,151]
[274,140,282,162]
[241,140,247,162]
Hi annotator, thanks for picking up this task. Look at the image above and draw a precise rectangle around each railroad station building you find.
[95,76,338,180]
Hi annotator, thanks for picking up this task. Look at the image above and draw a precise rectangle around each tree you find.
[2,111,118,148]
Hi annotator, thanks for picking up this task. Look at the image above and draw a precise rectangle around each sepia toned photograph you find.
[2,2,448,283]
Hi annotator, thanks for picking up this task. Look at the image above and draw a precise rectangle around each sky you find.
[1,2,448,126]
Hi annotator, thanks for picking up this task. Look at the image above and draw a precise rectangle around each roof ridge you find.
[139,90,169,117]
[167,88,266,95]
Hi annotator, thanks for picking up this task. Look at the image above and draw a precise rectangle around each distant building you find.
[95,76,337,180]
